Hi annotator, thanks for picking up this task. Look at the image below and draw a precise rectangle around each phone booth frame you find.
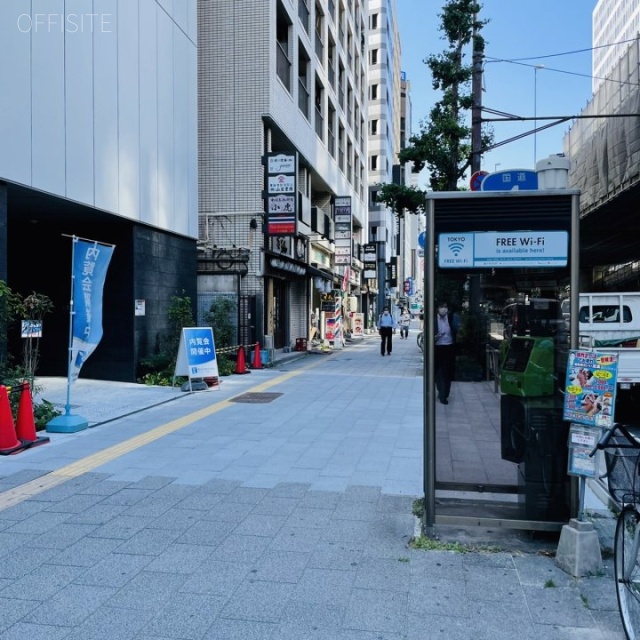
[422,190,581,535]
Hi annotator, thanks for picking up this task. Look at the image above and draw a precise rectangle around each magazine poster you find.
[562,349,618,428]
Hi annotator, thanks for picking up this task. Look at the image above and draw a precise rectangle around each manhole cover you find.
[230,392,283,404]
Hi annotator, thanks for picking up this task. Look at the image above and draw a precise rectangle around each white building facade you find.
[0,1,198,381]
[198,0,368,350]
[592,0,640,92]
[366,0,403,315]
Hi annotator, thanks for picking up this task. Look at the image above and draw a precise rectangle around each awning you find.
[306,264,335,281]
[265,252,307,278]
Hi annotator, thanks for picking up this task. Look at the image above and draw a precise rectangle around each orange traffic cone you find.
[0,385,23,455]
[15,382,49,449]
[234,346,251,375]
[252,342,263,370]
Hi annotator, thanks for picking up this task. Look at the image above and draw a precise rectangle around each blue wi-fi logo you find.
[448,241,465,256]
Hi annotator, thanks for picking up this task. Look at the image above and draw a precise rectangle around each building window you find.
[371,189,379,205]
[315,3,324,61]
[370,13,378,30]
[298,43,311,119]
[327,101,336,157]
[328,37,336,87]
[370,155,378,171]
[370,48,378,65]
[370,119,378,135]
[370,84,378,101]
[315,76,324,140]
[276,4,292,92]
[299,0,310,34]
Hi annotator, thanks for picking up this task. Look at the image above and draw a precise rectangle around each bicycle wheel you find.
[417,332,423,352]
[614,506,640,640]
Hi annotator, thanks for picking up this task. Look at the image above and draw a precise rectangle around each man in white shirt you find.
[399,308,411,339]
[377,305,396,356]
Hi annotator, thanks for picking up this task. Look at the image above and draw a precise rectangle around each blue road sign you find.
[480,169,538,192]
[418,231,426,248]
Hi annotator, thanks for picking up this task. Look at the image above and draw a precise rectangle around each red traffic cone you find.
[16,382,49,448]
[234,346,251,375]
[252,342,263,369]
[0,385,23,455]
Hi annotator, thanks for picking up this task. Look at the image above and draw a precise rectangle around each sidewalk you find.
[0,330,625,639]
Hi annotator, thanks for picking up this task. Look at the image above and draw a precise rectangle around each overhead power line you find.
[484,58,640,89]
[487,36,639,63]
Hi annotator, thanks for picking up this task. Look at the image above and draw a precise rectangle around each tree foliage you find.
[377,0,493,214]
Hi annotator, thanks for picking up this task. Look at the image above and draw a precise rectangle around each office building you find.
[366,0,403,315]
[198,0,368,350]
[0,1,198,381]
[592,0,640,92]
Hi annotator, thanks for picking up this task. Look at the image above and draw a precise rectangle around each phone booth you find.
[422,189,580,534]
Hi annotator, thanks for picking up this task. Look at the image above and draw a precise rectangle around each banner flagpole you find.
[47,236,89,433]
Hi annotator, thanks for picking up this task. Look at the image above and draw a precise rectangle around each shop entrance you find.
[422,190,580,533]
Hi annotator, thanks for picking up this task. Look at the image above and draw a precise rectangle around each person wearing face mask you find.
[434,301,459,404]
[377,305,397,356]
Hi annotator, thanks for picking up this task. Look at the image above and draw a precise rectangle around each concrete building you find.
[592,0,640,92]
[564,4,640,287]
[366,0,402,316]
[396,71,421,312]
[0,1,198,381]
[198,0,368,352]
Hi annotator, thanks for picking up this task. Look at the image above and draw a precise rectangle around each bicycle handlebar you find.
[589,423,640,457]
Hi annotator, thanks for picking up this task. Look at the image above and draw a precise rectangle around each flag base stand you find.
[46,412,89,433]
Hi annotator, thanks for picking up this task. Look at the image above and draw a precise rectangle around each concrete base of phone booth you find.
[555,518,603,578]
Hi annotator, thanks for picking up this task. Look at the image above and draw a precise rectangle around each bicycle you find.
[590,422,640,640]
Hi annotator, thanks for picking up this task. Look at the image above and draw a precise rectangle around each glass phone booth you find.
[423,190,580,532]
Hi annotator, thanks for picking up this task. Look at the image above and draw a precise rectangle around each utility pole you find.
[469,14,483,315]
[471,15,483,174]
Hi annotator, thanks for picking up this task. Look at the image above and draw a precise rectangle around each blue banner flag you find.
[70,238,115,382]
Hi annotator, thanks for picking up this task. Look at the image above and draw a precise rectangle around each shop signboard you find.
[352,312,364,337]
[264,152,297,236]
[334,196,352,266]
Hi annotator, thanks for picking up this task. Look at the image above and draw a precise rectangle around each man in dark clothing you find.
[434,301,460,404]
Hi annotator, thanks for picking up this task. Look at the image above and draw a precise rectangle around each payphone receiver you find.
[500,336,555,397]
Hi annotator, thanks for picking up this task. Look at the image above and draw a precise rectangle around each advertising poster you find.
[352,313,364,337]
[325,314,335,341]
[562,349,618,428]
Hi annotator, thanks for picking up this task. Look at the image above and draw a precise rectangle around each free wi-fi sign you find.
[438,234,473,268]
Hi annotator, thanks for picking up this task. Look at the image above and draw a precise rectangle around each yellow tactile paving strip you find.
[0,364,316,512]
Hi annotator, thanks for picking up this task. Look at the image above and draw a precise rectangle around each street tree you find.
[377,0,492,214]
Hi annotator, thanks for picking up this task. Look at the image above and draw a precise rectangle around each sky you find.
[395,0,598,188]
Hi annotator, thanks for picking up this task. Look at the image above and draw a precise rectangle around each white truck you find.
[565,292,640,419]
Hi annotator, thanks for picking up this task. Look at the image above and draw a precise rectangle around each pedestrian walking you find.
[377,305,396,356]
[399,308,411,339]
[435,301,460,404]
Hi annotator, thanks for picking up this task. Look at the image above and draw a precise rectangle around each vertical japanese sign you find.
[70,238,115,382]
[334,196,352,266]
[264,153,297,236]
[562,349,618,428]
